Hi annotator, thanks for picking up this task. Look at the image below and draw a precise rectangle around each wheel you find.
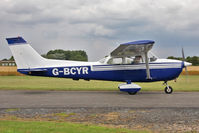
[128,91,137,95]
[164,86,173,94]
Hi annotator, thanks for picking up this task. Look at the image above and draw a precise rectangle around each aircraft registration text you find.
[52,67,89,76]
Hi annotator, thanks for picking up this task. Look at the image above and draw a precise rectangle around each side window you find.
[132,56,143,64]
[126,58,133,64]
[150,56,157,62]
[113,58,122,64]
[107,58,122,64]
[99,57,106,64]
[148,52,158,62]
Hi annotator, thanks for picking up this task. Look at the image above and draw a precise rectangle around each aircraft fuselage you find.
[18,59,184,82]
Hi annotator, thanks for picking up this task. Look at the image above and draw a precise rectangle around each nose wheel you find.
[163,81,173,94]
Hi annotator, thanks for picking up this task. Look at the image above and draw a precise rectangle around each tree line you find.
[2,50,199,66]
[2,49,88,62]
[42,49,88,61]
[167,56,199,66]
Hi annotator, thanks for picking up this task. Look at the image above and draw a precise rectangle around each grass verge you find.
[0,120,148,133]
[0,75,198,91]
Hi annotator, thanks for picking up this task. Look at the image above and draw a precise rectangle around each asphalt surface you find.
[0,90,199,108]
[1,90,199,131]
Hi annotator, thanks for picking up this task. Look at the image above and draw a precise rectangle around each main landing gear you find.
[163,81,173,94]
[118,81,141,95]
[127,91,138,95]
[118,81,173,95]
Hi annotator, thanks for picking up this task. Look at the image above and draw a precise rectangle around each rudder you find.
[6,37,46,69]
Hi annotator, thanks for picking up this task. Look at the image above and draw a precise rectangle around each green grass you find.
[54,112,76,117]
[0,75,198,91]
[0,120,148,133]
[139,75,199,91]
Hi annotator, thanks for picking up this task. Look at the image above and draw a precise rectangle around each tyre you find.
[164,86,173,94]
[128,91,137,95]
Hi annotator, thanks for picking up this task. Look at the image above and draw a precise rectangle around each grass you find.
[5,108,20,112]
[0,120,148,133]
[139,75,199,91]
[54,112,76,117]
[0,76,119,90]
[0,75,198,91]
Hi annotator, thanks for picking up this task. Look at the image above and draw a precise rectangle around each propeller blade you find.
[182,47,188,75]
[182,48,185,61]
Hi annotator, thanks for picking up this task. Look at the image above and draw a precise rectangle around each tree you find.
[1,56,14,61]
[1,58,8,61]
[42,49,88,61]
[167,56,182,61]
[186,56,199,66]
[2,50,88,62]
[167,56,199,66]
[9,56,14,61]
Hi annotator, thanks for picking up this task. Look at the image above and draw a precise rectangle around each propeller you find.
[182,48,188,75]
[182,48,192,76]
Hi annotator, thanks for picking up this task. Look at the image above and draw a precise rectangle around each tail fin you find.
[6,37,46,69]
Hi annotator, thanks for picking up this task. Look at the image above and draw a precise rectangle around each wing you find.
[111,40,155,57]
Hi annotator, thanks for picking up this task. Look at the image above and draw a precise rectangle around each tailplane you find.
[6,37,46,69]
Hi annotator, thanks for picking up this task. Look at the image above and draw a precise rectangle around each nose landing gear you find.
[163,81,173,94]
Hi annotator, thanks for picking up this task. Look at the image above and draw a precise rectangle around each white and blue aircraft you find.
[6,37,192,95]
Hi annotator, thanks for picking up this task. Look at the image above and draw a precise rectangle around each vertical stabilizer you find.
[6,37,46,69]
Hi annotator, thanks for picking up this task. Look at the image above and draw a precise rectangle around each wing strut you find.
[144,46,151,80]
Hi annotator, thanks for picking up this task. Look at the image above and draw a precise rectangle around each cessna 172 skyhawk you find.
[6,37,192,95]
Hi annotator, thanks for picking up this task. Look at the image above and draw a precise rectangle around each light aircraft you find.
[6,37,192,95]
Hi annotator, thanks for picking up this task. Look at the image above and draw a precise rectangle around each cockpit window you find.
[150,56,157,62]
[107,58,123,64]
[99,52,158,65]
[107,56,143,65]
[133,56,142,64]
[148,51,158,62]
[99,57,106,63]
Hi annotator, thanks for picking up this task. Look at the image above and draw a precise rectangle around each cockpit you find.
[99,52,158,65]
